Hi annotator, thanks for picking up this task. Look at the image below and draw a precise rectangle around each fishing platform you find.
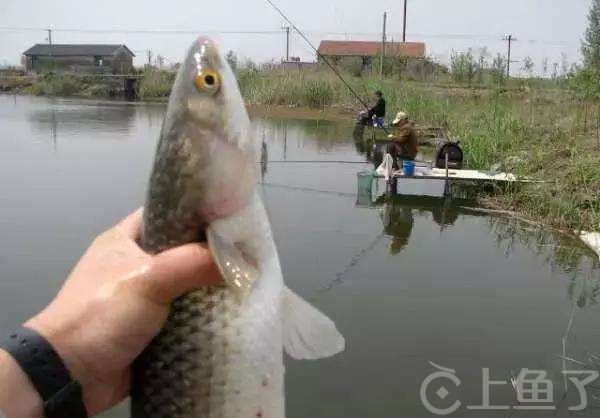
[359,142,528,200]
[364,165,521,199]
[376,166,518,182]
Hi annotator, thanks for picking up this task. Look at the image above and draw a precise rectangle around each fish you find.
[131,37,345,418]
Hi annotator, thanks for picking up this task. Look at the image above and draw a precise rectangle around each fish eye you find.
[195,70,221,94]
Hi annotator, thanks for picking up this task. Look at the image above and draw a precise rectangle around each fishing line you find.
[261,182,356,198]
[312,232,387,299]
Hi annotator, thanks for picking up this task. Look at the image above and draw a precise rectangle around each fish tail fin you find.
[282,287,345,360]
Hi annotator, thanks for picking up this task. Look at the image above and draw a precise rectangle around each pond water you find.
[0,94,599,417]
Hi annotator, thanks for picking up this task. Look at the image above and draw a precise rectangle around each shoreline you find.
[2,92,598,252]
[1,92,355,121]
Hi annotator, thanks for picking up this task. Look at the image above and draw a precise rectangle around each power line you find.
[0,25,580,46]
[0,27,280,35]
[0,25,580,57]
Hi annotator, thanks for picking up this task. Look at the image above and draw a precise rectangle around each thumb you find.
[145,243,222,304]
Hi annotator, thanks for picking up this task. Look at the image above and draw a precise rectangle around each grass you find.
[15,73,112,97]
[137,70,175,99]
[238,68,337,108]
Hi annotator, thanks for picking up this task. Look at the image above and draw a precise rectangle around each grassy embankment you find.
[238,68,600,232]
[2,67,598,231]
[0,70,175,99]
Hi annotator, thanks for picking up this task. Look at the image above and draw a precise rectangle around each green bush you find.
[20,83,44,95]
[302,79,334,108]
[138,70,175,99]
[450,50,476,84]
[39,73,83,96]
[81,84,111,98]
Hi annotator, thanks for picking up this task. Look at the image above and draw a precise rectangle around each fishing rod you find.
[257,159,433,165]
[264,160,370,164]
[263,0,379,116]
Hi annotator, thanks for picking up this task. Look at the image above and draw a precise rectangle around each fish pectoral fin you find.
[282,287,345,360]
[207,226,259,301]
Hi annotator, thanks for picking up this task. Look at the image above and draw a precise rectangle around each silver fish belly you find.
[131,37,344,418]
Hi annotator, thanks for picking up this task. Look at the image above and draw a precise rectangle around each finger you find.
[116,207,143,239]
[143,243,223,304]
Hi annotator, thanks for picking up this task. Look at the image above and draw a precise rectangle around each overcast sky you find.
[0,0,591,75]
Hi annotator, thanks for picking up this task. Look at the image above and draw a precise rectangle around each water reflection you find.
[383,202,413,254]
[257,118,354,159]
[320,195,462,293]
[23,98,167,151]
[486,215,600,308]
[260,138,268,182]
[483,214,600,409]
[28,101,136,135]
[381,197,461,255]
[352,124,378,164]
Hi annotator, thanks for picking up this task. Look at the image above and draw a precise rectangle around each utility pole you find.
[402,0,408,42]
[504,34,516,78]
[282,26,290,61]
[47,28,53,69]
[380,12,387,79]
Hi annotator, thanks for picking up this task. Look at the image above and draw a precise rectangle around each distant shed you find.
[23,44,135,74]
[317,40,426,69]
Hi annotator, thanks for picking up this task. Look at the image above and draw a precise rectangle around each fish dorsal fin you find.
[282,288,345,360]
[207,226,259,300]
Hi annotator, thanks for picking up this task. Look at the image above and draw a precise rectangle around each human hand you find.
[25,208,221,415]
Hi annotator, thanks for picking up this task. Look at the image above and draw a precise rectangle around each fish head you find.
[162,37,257,223]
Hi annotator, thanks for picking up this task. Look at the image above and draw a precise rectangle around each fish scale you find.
[134,287,247,417]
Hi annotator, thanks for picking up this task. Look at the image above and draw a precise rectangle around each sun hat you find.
[392,111,408,125]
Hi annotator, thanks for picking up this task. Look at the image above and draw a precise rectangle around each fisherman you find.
[367,90,386,127]
[386,111,418,169]
[0,209,221,417]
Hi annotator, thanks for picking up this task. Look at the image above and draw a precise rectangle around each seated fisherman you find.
[367,90,386,127]
[386,111,418,169]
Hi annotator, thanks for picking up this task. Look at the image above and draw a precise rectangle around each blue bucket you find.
[403,160,415,176]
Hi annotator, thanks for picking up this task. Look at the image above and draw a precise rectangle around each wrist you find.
[0,348,43,418]
[25,311,88,386]
[24,310,92,412]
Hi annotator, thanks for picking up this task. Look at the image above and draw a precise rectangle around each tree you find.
[225,50,238,72]
[520,56,535,77]
[450,49,476,84]
[476,47,490,84]
[542,58,549,77]
[582,0,600,68]
[491,54,507,85]
[551,62,559,80]
[560,53,570,78]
